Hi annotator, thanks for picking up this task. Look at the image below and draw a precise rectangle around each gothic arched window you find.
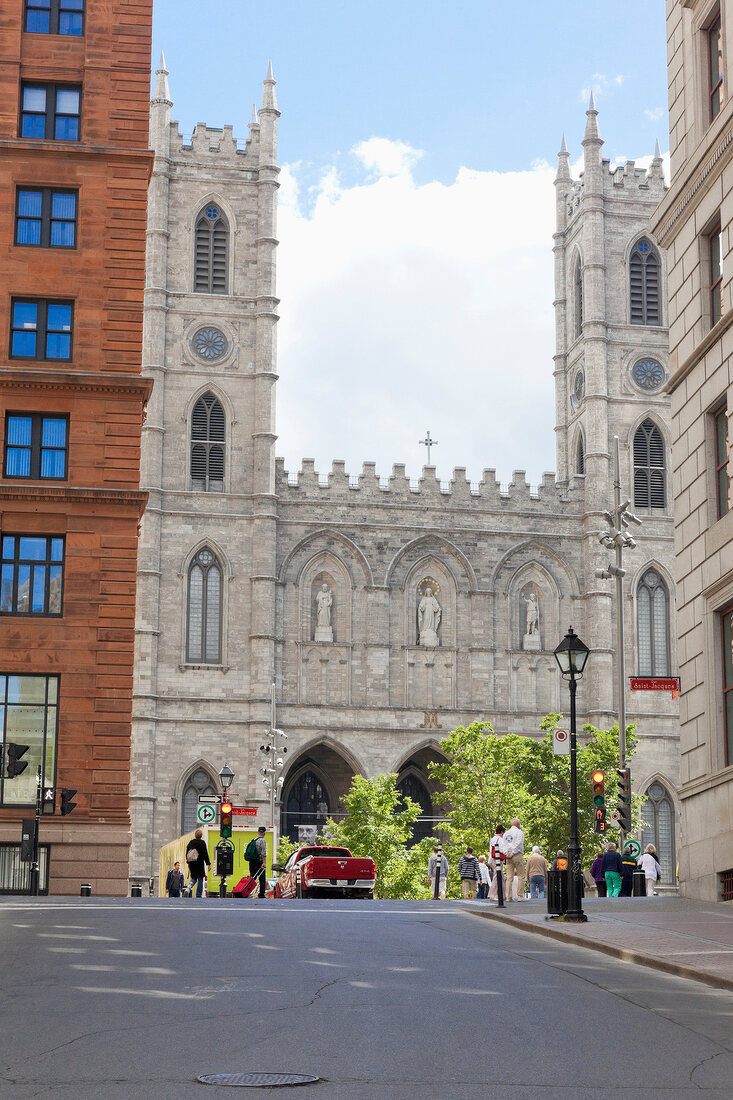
[282,771,330,843]
[186,547,222,664]
[181,767,218,834]
[574,254,583,338]
[398,772,433,844]
[637,568,670,677]
[641,781,675,884]
[190,392,225,492]
[630,238,661,326]
[633,418,665,510]
[194,205,229,294]
[576,431,585,475]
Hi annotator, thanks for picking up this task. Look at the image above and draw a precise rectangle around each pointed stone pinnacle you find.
[152,48,172,106]
[250,104,258,126]
[654,137,662,160]
[560,133,569,155]
[588,89,596,112]
[266,59,275,82]
[157,48,167,74]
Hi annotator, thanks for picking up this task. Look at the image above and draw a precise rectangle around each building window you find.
[20,83,81,141]
[397,772,433,844]
[714,405,730,519]
[633,418,665,510]
[721,868,733,902]
[15,189,77,248]
[1,536,64,617]
[194,206,228,294]
[637,569,670,677]
[186,547,222,664]
[0,675,58,807]
[190,393,225,491]
[709,222,723,326]
[576,432,585,475]
[708,9,724,122]
[25,0,84,35]
[630,238,661,326]
[181,768,218,834]
[3,414,68,480]
[10,300,73,360]
[721,604,733,767]
[574,254,583,338]
[640,781,675,884]
[282,771,330,843]
[631,357,665,392]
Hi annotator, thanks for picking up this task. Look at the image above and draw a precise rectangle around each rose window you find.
[632,358,665,391]
[192,326,228,361]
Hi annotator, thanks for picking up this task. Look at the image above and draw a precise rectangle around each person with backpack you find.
[165,860,185,898]
[185,828,211,898]
[244,826,268,898]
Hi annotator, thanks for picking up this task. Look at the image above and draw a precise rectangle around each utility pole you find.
[30,766,42,897]
[596,436,642,846]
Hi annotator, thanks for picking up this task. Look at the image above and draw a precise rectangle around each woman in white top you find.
[477,855,491,899]
[639,844,662,896]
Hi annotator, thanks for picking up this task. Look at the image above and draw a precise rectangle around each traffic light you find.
[591,770,607,833]
[616,767,632,832]
[220,800,233,839]
[60,788,77,816]
[6,742,29,779]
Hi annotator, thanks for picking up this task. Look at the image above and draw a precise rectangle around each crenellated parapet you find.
[275,458,571,508]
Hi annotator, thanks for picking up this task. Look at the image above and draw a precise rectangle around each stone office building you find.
[131,60,680,885]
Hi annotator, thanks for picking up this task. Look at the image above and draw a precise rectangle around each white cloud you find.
[275,140,558,485]
[580,73,626,101]
[644,107,665,123]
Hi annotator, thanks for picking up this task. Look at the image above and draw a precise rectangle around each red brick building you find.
[0,0,153,893]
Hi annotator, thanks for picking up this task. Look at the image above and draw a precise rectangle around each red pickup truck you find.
[273,845,376,899]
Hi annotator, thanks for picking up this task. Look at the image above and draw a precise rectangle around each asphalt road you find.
[2,897,733,1099]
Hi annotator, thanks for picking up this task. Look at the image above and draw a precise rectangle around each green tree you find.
[429,718,643,865]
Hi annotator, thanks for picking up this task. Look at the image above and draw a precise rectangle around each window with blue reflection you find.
[51,539,63,562]
[50,192,76,246]
[25,0,83,36]
[54,88,80,141]
[16,190,42,244]
[40,418,67,478]
[5,417,32,477]
[0,536,64,617]
[11,302,38,357]
[45,304,72,359]
[21,86,46,138]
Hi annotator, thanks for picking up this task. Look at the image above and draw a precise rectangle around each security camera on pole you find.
[259,684,287,860]
[595,436,642,848]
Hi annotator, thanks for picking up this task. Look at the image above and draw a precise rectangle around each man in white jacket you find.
[503,817,526,900]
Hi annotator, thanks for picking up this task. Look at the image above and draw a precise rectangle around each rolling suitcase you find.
[232,874,260,898]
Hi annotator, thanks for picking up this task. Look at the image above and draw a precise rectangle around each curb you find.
[467,906,733,994]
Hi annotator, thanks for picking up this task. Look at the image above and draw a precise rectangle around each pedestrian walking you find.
[601,842,623,898]
[244,826,268,898]
[639,844,662,896]
[477,855,491,899]
[620,845,637,897]
[427,846,448,899]
[525,845,549,900]
[165,861,185,898]
[185,829,211,898]
[503,817,526,901]
[457,846,481,899]
[590,851,607,897]
[488,825,506,901]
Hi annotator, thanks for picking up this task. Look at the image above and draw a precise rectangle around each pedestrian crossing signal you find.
[591,770,606,833]
[220,801,233,839]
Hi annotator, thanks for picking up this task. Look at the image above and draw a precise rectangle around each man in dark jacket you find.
[185,828,211,898]
[600,843,624,897]
[620,846,638,897]
[457,846,481,899]
[165,861,185,898]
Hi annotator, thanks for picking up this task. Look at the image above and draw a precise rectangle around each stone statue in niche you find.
[522,591,541,651]
[418,585,442,647]
[314,583,333,643]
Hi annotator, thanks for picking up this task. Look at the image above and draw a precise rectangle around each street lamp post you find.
[218,763,234,796]
[554,626,590,923]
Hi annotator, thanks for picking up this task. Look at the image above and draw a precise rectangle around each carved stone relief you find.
[522,588,541,651]
[417,576,442,647]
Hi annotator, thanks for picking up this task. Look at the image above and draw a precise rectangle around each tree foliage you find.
[429,717,643,864]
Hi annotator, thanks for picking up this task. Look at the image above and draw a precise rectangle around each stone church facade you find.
[130,60,681,884]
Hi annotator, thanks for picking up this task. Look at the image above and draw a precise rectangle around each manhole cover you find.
[197,1073,320,1088]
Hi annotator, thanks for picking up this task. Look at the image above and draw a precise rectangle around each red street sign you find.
[630,677,680,692]
[231,807,257,817]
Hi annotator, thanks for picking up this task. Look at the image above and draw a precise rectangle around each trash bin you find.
[80,883,92,897]
[547,868,568,915]
[131,884,143,898]
[632,868,646,897]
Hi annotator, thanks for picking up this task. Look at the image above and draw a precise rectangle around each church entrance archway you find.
[396,744,448,845]
[280,743,357,843]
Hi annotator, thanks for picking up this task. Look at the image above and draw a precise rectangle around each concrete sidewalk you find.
[467,895,733,991]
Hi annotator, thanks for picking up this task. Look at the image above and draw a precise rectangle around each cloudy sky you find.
[154,1,669,485]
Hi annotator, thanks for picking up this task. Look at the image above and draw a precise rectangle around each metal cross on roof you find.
[419,431,438,465]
